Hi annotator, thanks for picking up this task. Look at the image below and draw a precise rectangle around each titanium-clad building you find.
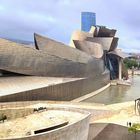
[81,12,96,32]
[0,12,128,102]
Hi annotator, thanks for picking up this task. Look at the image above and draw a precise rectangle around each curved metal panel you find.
[34,33,91,63]
[86,37,118,51]
[69,30,93,48]
[73,40,103,58]
[0,38,104,77]
[89,26,96,34]
[96,27,116,37]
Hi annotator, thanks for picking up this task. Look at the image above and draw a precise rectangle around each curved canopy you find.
[108,49,130,59]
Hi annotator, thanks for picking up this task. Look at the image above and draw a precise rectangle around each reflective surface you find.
[81,12,96,32]
[0,38,105,77]
[83,76,140,104]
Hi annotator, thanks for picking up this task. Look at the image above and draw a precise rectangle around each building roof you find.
[108,49,130,58]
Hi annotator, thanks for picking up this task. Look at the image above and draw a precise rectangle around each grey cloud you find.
[0,0,140,52]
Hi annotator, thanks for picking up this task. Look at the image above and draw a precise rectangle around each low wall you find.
[0,101,117,126]
[71,83,110,102]
[0,72,110,102]
[88,123,140,140]
[0,107,90,140]
[0,108,33,120]
[128,69,140,75]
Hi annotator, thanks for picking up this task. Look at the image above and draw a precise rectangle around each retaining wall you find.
[0,107,90,140]
[0,72,110,102]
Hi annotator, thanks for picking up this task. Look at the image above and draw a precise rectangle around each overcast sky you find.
[0,0,139,52]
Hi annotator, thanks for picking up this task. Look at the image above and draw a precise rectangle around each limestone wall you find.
[0,108,33,120]
[0,72,110,102]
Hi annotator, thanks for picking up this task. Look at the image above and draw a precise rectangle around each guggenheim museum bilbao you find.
[0,12,127,102]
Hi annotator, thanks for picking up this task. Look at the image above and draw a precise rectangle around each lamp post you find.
[137,55,140,69]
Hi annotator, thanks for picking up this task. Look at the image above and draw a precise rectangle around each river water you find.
[83,76,140,105]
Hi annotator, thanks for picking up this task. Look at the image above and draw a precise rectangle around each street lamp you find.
[137,55,140,69]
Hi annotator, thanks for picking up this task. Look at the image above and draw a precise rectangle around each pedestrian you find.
[127,122,129,127]
[129,122,132,127]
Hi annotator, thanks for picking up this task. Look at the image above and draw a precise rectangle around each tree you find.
[128,123,140,140]
[124,58,138,69]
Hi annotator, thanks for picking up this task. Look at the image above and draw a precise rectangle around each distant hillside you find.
[0,37,34,45]
[7,38,34,45]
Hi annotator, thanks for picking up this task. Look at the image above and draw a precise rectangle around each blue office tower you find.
[81,12,96,32]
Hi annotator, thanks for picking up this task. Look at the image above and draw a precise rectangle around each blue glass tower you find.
[81,12,96,32]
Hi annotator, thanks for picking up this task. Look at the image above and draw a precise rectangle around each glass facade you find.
[106,54,119,80]
[81,12,96,32]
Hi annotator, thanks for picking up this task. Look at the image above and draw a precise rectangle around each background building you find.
[81,12,96,32]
